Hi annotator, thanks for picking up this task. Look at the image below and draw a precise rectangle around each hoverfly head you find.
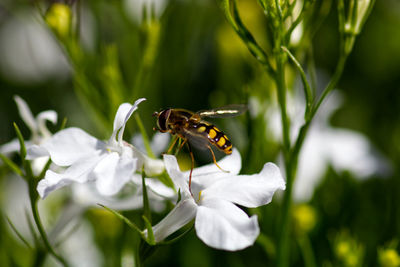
[155,109,171,132]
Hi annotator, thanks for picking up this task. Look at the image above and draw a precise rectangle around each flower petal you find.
[26,144,50,159]
[36,110,58,138]
[150,198,197,242]
[111,98,146,144]
[0,138,20,155]
[163,154,190,196]
[145,178,176,199]
[195,198,259,251]
[41,127,105,166]
[93,153,137,196]
[188,148,242,188]
[37,155,104,198]
[202,162,285,208]
[14,95,37,133]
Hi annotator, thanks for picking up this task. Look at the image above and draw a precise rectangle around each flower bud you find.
[45,3,72,39]
[293,204,317,234]
[344,0,373,35]
[379,248,400,267]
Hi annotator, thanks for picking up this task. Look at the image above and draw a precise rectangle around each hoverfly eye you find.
[157,109,171,132]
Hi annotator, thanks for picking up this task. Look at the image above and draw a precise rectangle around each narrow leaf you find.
[141,170,151,223]
[6,216,33,249]
[142,215,155,245]
[0,153,23,176]
[98,204,145,239]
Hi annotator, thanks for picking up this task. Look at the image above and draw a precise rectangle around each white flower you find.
[0,11,69,84]
[28,98,165,198]
[0,95,57,174]
[148,149,285,251]
[265,91,390,202]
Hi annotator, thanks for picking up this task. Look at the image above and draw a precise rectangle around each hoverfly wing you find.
[196,104,247,118]
[181,127,210,151]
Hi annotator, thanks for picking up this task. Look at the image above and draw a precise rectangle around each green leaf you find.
[0,153,23,176]
[13,123,33,179]
[176,188,182,204]
[281,46,313,119]
[141,171,151,223]
[142,215,155,245]
[217,0,274,74]
[6,216,33,250]
[13,123,26,158]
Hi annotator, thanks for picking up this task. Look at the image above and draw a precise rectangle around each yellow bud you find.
[293,204,317,233]
[89,209,122,237]
[379,248,400,267]
[45,3,72,38]
[336,241,351,259]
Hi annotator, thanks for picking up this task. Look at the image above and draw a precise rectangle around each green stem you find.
[277,51,349,267]
[298,235,317,267]
[28,180,68,267]
[275,51,291,155]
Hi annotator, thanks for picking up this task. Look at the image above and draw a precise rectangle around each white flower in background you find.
[3,174,103,267]
[0,11,69,84]
[0,95,57,174]
[265,91,390,202]
[132,131,170,157]
[27,98,165,198]
[148,149,285,251]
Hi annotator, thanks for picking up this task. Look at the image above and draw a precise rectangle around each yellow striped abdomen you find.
[195,122,232,154]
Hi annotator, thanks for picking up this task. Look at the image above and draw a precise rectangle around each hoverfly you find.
[153,104,247,191]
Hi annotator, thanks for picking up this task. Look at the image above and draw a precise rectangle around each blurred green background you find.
[0,0,399,266]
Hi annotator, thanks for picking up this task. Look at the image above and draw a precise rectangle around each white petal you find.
[163,154,191,196]
[0,138,20,155]
[26,144,49,159]
[143,156,165,176]
[150,132,170,156]
[150,198,197,242]
[42,127,105,166]
[37,155,103,198]
[93,153,137,196]
[14,95,37,133]
[131,132,170,157]
[36,110,58,138]
[145,178,176,199]
[325,129,381,177]
[188,148,242,188]
[195,198,259,251]
[111,98,146,144]
[202,163,285,208]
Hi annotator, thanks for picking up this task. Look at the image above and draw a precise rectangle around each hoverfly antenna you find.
[152,111,159,117]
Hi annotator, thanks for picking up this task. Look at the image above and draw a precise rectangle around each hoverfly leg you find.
[208,145,229,173]
[176,138,187,155]
[166,136,179,154]
[187,143,195,196]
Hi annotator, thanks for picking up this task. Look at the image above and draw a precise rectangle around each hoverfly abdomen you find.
[194,122,233,155]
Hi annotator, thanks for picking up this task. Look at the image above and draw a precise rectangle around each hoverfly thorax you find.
[155,109,172,132]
